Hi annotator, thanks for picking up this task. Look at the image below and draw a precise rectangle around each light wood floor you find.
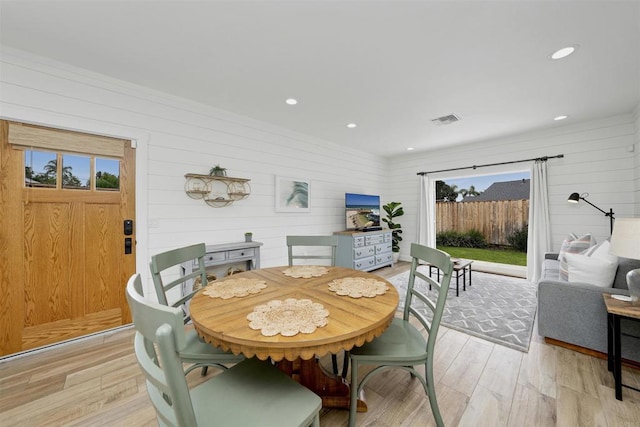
[2,262,640,426]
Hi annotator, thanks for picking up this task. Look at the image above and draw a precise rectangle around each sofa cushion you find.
[565,252,618,287]
[541,259,560,280]
[613,257,640,289]
[558,233,597,281]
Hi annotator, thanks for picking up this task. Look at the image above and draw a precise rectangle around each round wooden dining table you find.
[189,266,399,411]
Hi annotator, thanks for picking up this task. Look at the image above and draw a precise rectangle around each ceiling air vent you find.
[431,114,461,126]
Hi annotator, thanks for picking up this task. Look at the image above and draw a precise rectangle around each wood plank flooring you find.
[1,262,640,426]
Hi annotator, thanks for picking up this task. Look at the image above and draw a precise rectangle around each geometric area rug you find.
[387,266,537,352]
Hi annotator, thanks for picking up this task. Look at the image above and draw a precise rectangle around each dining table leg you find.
[278,357,367,412]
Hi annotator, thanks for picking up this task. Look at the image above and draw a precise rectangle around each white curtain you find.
[527,160,552,282]
[417,174,436,248]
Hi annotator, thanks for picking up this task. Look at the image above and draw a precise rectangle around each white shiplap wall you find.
[2,47,638,278]
[388,113,639,260]
[0,47,389,284]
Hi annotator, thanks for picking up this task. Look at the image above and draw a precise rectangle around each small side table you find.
[603,294,640,400]
[428,259,473,297]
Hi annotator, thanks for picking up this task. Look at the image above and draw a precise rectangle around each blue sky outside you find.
[345,193,380,208]
[443,171,530,201]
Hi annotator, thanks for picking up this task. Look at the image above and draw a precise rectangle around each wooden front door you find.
[0,121,136,357]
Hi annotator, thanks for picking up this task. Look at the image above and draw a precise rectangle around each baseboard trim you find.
[0,324,134,362]
[544,337,640,370]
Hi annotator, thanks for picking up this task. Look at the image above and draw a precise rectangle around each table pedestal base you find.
[278,358,367,412]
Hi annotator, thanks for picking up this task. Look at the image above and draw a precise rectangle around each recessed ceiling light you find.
[554,115,568,121]
[285,98,298,105]
[407,147,414,151]
[549,45,579,60]
[347,123,357,128]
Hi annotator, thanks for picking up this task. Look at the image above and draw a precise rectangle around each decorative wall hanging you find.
[275,176,310,212]
[184,173,250,207]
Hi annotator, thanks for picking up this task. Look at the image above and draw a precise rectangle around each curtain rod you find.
[416,154,564,176]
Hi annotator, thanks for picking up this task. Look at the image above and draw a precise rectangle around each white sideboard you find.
[334,230,393,271]
[180,241,263,294]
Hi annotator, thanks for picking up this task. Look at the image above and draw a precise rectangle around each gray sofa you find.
[537,253,640,363]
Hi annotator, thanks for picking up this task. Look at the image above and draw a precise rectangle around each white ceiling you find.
[1,1,639,156]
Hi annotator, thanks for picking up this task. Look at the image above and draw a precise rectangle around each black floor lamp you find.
[567,192,615,234]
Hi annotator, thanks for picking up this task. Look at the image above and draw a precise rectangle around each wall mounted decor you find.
[184,173,250,207]
[275,176,310,212]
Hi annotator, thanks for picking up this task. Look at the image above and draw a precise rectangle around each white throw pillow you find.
[558,233,597,281]
[588,240,619,263]
[565,251,618,288]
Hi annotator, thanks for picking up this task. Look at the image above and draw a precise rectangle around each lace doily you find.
[193,273,217,292]
[247,298,329,337]
[282,265,330,278]
[328,277,389,298]
[202,277,267,299]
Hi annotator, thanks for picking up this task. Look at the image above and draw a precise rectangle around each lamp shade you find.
[609,218,640,260]
[567,192,580,203]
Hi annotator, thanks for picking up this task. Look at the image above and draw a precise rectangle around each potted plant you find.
[382,201,404,262]
[244,232,253,242]
[209,164,227,177]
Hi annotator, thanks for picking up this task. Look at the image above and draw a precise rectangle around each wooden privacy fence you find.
[436,200,529,245]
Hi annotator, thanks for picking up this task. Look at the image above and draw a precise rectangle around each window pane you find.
[95,158,120,191]
[62,154,90,190]
[24,150,57,188]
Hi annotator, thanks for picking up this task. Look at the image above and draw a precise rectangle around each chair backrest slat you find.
[404,243,453,352]
[287,235,338,266]
[409,307,433,334]
[150,243,209,323]
[414,269,438,289]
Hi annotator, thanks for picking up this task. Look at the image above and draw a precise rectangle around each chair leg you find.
[348,360,359,427]
[425,360,444,427]
[201,366,208,376]
[341,351,350,378]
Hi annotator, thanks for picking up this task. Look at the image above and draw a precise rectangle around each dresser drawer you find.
[384,233,392,242]
[228,248,255,259]
[365,234,384,245]
[353,236,365,248]
[354,256,376,270]
[200,252,227,266]
[376,242,392,253]
[354,246,376,259]
[376,253,392,265]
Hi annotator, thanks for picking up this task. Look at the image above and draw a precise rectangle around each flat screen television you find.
[345,193,382,231]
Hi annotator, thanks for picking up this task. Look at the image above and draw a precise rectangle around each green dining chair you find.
[348,243,453,427]
[287,235,338,266]
[126,274,322,427]
[286,235,345,376]
[150,243,244,375]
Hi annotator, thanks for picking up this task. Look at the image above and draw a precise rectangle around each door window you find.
[24,150,120,191]
[24,150,57,188]
[95,157,120,191]
[62,154,90,190]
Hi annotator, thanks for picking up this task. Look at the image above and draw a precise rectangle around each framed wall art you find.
[275,176,310,212]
